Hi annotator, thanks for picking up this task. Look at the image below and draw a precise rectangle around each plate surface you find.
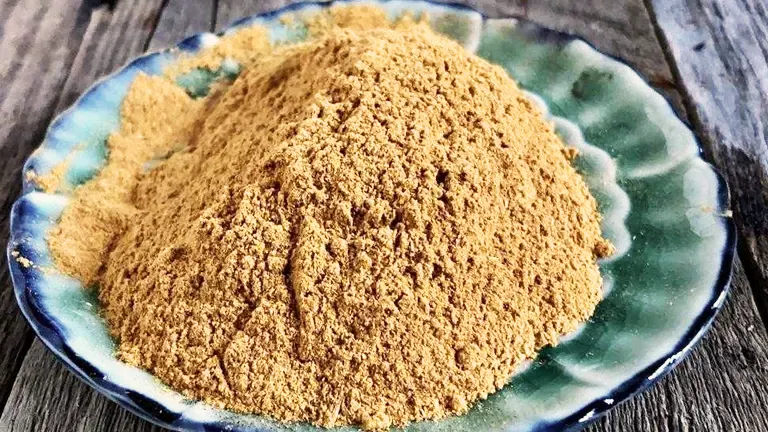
[7,1,735,431]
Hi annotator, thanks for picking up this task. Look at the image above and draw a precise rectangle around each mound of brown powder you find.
[48,8,612,430]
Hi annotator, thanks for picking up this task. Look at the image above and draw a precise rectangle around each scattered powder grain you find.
[11,250,34,269]
[26,152,74,194]
[48,6,612,430]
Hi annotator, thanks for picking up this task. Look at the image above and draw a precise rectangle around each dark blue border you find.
[7,1,736,431]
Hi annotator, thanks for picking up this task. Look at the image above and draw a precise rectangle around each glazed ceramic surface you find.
[7,1,735,431]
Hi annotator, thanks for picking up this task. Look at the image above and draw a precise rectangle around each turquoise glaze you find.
[7,1,735,431]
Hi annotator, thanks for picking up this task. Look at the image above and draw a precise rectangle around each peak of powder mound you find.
[51,16,611,431]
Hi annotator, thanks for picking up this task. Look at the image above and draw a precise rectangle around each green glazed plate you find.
[7,1,735,431]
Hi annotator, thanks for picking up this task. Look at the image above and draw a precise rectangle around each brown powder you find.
[49,74,203,284]
[48,6,612,430]
[163,25,271,80]
[306,4,396,35]
[26,155,72,194]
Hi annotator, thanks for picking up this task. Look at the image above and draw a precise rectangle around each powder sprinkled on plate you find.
[48,6,612,430]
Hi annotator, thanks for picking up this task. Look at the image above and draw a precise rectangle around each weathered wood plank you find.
[648,0,768,328]
[0,0,214,427]
[0,0,96,413]
[51,0,171,113]
[215,0,289,31]
[0,340,163,432]
[0,0,185,426]
[588,261,768,432]
[147,0,217,52]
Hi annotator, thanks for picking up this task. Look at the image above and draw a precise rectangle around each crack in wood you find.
[212,0,220,32]
[84,0,118,11]
[142,0,171,52]
[738,240,768,335]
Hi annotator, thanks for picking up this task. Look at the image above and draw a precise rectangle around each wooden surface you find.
[1,0,767,430]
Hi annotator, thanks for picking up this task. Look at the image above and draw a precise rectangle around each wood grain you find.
[51,0,171,113]
[648,0,768,326]
[147,0,217,52]
[0,0,98,412]
[0,0,184,426]
[215,0,290,31]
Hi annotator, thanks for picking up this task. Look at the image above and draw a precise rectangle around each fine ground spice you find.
[163,25,271,80]
[48,6,612,430]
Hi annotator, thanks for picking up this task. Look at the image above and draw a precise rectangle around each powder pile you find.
[48,7,612,430]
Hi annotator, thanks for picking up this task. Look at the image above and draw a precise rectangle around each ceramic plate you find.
[7,1,735,431]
